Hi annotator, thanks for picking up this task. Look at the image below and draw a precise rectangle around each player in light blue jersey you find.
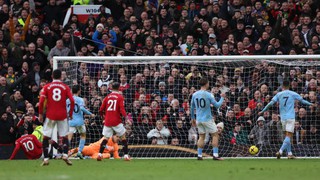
[259,80,314,159]
[190,78,225,160]
[67,85,95,159]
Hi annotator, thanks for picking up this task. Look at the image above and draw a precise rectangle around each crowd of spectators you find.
[0,0,320,152]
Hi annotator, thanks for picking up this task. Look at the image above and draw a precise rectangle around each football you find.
[249,145,259,155]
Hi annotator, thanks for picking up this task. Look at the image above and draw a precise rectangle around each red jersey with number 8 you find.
[39,80,74,120]
[99,91,127,126]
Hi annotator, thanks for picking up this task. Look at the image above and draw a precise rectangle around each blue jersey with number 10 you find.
[190,90,224,122]
[271,90,311,120]
[67,96,92,127]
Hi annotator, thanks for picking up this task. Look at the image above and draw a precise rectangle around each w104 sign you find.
[71,5,111,23]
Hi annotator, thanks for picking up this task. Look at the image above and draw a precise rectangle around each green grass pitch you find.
[0,159,319,180]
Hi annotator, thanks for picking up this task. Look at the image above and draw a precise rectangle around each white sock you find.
[62,153,68,158]
[288,152,293,156]
[44,158,49,161]
[98,153,102,157]
[213,153,219,157]
[198,154,202,157]
[279,150,283,155]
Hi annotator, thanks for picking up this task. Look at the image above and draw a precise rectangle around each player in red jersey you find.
[10,121,66,160]
[38,69,74,166]
[98,82,131,161]
[9,133,42,160]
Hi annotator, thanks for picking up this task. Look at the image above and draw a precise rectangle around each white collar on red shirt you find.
[52,79,62,82]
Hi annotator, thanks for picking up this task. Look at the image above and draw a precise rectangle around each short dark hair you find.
[112,82,120,90]
[199,78,209,87]
[52,69,62,79]
[282,79,290,88]
[72,85,80,94]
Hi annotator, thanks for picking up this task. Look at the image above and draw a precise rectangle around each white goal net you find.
[53,55,320,158]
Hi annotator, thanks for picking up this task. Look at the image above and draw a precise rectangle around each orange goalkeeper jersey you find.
[82,137,120,159]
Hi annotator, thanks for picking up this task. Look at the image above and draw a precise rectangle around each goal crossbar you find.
[53,55,319,66]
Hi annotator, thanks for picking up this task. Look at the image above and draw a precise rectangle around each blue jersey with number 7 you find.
[190,90,224,122]
[271,90,310,120]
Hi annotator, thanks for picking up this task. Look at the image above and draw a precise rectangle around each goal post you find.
[53,55,320,158]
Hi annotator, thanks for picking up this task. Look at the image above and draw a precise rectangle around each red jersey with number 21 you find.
[39,80,74,120]
[99,91,127,126]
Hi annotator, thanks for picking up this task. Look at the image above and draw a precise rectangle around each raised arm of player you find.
[295,93,313,106]
[209,92,225,108]
[260,100,276,114]
[259,94,278,114]
[81,106,93,115]
[80,98,94,117]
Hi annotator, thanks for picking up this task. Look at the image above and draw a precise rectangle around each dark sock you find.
[51,141,63,154]
[43,137,50,158]
[62,137,69,154]
[122,139,128,155]
[48,146,53,159]
[99,139,108,154]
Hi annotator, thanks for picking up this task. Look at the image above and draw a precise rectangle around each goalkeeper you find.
[68,135,120,159]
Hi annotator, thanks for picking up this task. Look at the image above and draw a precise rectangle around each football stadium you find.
[0,0,320,180]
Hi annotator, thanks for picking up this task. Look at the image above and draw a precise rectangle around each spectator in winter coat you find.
[147,120,171,145]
